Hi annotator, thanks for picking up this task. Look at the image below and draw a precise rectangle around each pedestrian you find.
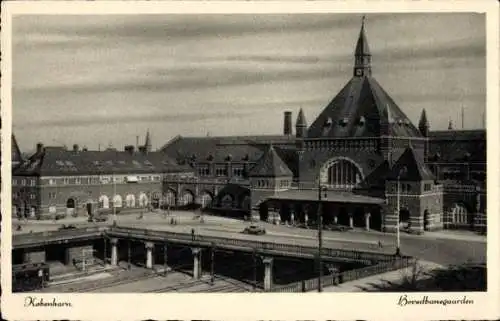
[191,228,195,241]
[378,240,383,248]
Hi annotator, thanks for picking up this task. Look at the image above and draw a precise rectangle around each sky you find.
[12,13,486,152]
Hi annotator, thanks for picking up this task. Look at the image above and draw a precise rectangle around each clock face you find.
[356,69,363,76]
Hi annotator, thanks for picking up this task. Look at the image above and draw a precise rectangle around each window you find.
[30,193,36,199]
[198,165,210,176]
[75,178,81,185]
[21,179,26,186]
[424,184,432,191]
[232,167,244,177]
[63,178,69,185]
[215,167,227,177]
[12,179,17,186]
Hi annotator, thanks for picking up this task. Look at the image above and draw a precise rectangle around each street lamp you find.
[396,166,407,257]
[317,184,328,292]
[112,173,117,226]
[163,242,168,277]
[210,242,215,285]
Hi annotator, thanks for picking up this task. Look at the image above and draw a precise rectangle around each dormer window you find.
[397,119,404,126]
[207,154,214,161]
[339,118,348,127]
[242,154,250,161]
[225,154,233,162]
[324,117,333,127]
[358,116,366,126]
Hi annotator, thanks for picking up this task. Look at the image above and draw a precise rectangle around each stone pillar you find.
[290,208,295,225]
[145,242,154,269]
[192,248,202,279]
[263,257,274,292]
[365,213,371,231]
[349,213,354,228]
[333,215,338,224]
[111,238,118,266]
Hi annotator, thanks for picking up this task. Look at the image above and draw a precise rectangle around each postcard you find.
[1,1,499,320]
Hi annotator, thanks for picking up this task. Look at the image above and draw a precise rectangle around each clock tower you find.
[353,15,372,77]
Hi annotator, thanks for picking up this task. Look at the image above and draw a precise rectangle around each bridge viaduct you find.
[13,226,396,291]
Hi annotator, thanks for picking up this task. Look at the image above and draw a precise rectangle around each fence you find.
[273,256,415,293]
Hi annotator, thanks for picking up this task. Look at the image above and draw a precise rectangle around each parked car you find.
[328,224,350,232]
[59,224,76,230]
[242,225,266,235]
[94,216,108,222]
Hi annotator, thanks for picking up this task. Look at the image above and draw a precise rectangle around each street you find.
[13,210,486,267]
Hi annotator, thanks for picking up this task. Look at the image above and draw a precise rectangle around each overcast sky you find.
[12,13,485,152]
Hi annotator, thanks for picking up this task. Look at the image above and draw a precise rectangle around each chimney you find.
[124,145,135,154]
[283,111,292,136]
[72,144,79,152]
[36,142,44,154]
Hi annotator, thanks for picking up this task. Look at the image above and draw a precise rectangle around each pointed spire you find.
[145,129,152,152]
[353,15,372,77]
[418,109,429,137]
[295,108,308,138]
[418,109,429,129]
[296,108,307,127]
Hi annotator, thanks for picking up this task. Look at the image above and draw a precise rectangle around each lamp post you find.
[103,235,107,266]
[163,242,167,276]
[112,172,117,226]
[252,248,258,290]
[317,184,327,292]
[128,239,131,270]
[210,242,215,285]
[396,166,407,257]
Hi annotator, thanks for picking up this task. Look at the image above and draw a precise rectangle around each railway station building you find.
[12,20,486,234]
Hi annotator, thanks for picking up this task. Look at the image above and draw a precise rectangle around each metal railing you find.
[13,226,105,247]
[272,256,415,292]
[107,227,394,261]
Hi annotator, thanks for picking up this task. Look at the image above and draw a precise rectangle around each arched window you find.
[221,194,233,208]
[138,193,148,208]
[322,158,363,189]
[451,203,468,224]
[164,190,176,206]
[125,194,135,208]
[99,195,109,209]
[200,192,213,208]
[113,195,123,208]
[180,191,194,206]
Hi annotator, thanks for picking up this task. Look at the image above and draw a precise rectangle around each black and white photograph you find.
[1,1,499,320]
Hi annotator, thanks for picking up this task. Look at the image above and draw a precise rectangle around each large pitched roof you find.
[388,147,434,181]
[248,145,293,178]
[160,135,295,163]
[428,129,486,163]
[307,76,421,139]
[12,135,23,166]
[13,148,191,177]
